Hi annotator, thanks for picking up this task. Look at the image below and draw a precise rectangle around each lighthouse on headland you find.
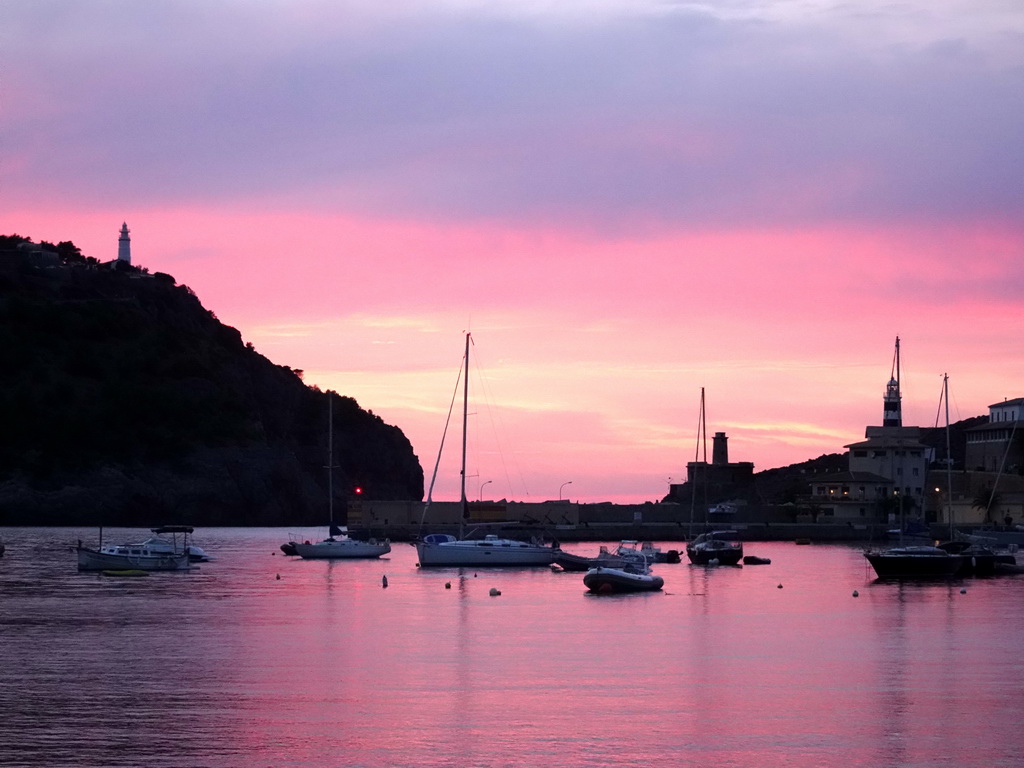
[117,222,131,264]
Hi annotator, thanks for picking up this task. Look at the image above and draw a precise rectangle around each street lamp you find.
[559,481,573,500]
[479,480,492,500]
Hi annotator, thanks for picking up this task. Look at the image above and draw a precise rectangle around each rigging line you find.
[468,343,527,501]
[985,408,1019,521]
[419,351,466,532]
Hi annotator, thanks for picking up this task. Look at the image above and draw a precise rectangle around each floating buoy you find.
[276,574,281,580]
[445,581,451,589]
[777,583,783,589]
[852,590,859,597]
[960,588,967,594]
[382,575,388,588]
[489,587,501,596]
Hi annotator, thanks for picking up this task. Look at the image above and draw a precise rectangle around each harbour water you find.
[1,527,1022,768]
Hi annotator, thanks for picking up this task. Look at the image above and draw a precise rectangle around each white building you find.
[117,222,131,264]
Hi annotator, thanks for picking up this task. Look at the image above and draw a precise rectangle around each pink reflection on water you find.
[6,532,1014,767]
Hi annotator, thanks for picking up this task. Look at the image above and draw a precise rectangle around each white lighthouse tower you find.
[882,336,902,427]
[117,222,131,264]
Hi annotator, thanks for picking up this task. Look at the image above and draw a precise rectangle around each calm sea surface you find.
[1,527,1022,768]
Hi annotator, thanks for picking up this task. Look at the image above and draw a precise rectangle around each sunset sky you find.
[3,1,1022,503]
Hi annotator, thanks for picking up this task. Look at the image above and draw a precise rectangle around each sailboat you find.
[415,333,558,567]
[864,367,963,578]
[685,388,743,566]
[932,375,1016,576]
[292,395,391,560]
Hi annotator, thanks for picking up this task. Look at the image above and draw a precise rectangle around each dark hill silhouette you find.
[0,234,423,526]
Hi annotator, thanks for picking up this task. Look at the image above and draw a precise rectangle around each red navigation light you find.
[354,486,363,495]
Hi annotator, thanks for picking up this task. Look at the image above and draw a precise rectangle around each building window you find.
[853,450,866,457]
[912,467,919,476]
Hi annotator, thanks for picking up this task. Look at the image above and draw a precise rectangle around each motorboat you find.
[554,545,626,572]
[76,526,193,572]
[639,541,681,564]
[416,533,557,567]
[293,535,391,560]
[863,546,964,578]
[686,531,743,566]
[584,555,664,594]
[615,540,680,564]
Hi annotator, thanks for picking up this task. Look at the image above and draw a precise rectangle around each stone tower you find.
[117,222,131,264]
[882,336,901,427]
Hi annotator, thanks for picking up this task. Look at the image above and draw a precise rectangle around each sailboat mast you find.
[894,337,901,403]
[328,395,334,527]
[460,332,471,530]
[701,388,709,531]
[689,388,706,537]
[944,373,953,538]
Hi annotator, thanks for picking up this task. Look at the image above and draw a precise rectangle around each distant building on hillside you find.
[807,338,932,521]
[965,397,1024,473]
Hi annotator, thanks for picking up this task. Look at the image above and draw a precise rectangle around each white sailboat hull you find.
[293,539,391,559]
[415,537,557,567]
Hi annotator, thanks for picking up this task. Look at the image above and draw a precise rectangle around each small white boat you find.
[77,526,193,572]
[584,554,664,594]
